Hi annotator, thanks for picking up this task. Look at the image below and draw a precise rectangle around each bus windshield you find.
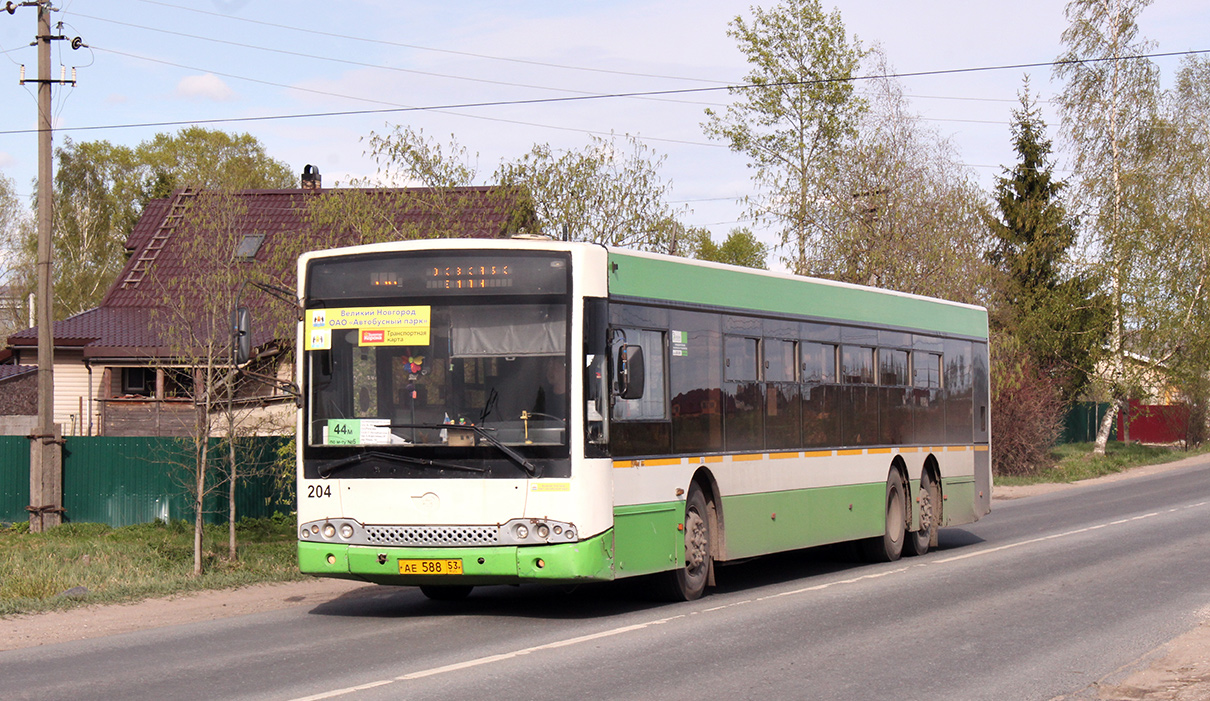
[307,302,568,448]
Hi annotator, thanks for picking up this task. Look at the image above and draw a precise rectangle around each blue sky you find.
[1,0,1207,257]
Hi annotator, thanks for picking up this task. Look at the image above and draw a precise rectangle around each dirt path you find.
[3,456,1208,699]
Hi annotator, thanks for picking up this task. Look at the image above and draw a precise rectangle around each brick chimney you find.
[301,164,321,190]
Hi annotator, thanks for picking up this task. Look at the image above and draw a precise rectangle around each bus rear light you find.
[322,523,336,538]
[340,524,355,539]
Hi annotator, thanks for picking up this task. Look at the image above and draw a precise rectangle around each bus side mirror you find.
[232,307,251,365]
[617,344,645,400]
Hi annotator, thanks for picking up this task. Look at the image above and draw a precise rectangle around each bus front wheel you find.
[861,470,906,563]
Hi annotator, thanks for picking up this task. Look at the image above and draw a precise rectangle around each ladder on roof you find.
[120,188,195,290]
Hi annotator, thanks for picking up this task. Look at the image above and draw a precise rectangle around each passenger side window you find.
[725,336,760,382]
[613,328,667,420]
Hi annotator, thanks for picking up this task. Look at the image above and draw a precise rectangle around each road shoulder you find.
[0,578,374,651]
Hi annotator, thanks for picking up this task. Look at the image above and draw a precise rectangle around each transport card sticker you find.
[305,306,431,349]
[671,330,689,357]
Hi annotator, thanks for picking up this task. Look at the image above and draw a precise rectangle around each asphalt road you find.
[3,457,1209,701]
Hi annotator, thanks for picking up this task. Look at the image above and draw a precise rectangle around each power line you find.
[0,47,1204,138]
[73,12,614,98]
[84,46,726,149]
[130,0,731,85]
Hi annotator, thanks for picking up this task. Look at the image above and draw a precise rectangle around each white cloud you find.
[174,73,236,102]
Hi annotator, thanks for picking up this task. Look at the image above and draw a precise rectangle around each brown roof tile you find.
[8,185,529,359]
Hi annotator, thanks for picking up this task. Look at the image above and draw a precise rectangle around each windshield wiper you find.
[316,449,485,478]
[390,423,537,477]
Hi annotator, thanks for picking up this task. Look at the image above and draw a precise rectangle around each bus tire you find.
[419,585,473,601]
[861,470,906,563]
[905,470,938,557]
[663,484,712,601]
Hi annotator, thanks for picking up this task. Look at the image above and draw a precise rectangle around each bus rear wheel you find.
[861,470,906,563]
[905,470,939,557]
[663,484,712,601]
[419,585,473,601]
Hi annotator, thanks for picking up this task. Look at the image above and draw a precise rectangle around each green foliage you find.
[1054,0,1161,451]
[996,442,1209,486]
[988,81,1109,400]
[350,126,687,253]
[136,126,296,194]
[0,170,29,335]
[9,128,294,320]
[0,517,302,616]
[703,0,866,274]
[684,227,769,269]
[1055,1,1210,454]
[365,126,477,189]
[819,53,990,303]
[495,134,685,250]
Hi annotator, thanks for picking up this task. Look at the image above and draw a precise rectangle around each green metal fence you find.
[1,436,291,527]
[0,436,30,525]
[1061,402,1117,444]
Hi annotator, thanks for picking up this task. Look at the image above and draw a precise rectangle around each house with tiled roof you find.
[3,171,531,437]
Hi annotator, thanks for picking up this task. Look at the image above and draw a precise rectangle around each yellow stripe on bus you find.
[803,450,833,458]
[769,452,800,460]
[974,445,989,452]
[644,458,682,466]
[733,453,765,462]
[613,461,634,469]
[947,445,970,452]
[868,448,893,455]
[837,449,864,456]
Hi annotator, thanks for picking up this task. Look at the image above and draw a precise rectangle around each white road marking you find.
[289,500,1207,700]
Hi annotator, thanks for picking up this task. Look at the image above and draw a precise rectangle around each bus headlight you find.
[299,519,364,544]
[499,518,578,544]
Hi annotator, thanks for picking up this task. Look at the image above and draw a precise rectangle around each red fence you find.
[1118,401,1190,444]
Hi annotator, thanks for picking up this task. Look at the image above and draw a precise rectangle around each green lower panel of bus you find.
[719,482,887,560]
[940,477,978,526]
[298,528,615,586]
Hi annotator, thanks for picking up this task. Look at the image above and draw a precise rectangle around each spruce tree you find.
[988,81,1107,401]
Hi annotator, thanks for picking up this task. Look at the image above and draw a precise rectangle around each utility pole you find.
[6,0,82,531]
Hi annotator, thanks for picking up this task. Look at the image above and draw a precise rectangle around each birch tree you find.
[1054,0,1160,453]
[702,0,867,274]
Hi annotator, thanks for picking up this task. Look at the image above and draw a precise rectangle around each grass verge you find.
[0,514,305,617]
[995,442,1209,487]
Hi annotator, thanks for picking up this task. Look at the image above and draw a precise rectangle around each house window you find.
[164,369,195,399]
[121,367,154,397]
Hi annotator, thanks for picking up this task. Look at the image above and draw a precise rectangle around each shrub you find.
[991,335,1065,476]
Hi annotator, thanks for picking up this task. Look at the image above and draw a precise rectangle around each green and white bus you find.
[296,238,991,600]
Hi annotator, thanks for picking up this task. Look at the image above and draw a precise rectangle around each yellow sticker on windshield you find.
[305,306,431,349]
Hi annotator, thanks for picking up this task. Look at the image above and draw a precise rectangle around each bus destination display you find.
[307,251,569,299]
